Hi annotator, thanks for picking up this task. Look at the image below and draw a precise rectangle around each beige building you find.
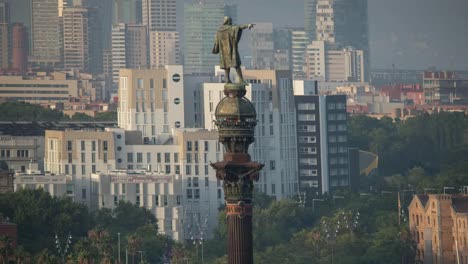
[149,31,181,68]
[0,74,78,103]
[0,136,44,172]
[44,128,124,205]
[14,171,74,199]
[316,0,335,43]
[118,67,184,143]
[409,193,468,264]
[305,40,365,82]
[63,7,89,72]
[91,170,183,240]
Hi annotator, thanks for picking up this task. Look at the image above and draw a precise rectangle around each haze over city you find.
[0,0,467,263]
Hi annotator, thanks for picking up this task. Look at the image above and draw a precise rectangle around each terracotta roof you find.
[452,196,468,213]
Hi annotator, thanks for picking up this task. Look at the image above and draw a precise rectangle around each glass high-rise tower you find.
[183,0,237,75]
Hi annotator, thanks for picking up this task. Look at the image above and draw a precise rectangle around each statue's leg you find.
[236,67,244,83]
[225,68,231,83]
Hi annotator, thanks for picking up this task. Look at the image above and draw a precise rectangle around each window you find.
[127,153,133,163]
[187,177,192,187]
[92,165,96,173]
[298,136,316,143]
[68,153,72,163]
[298,114,316,121]
[165,165,171,174]
[194,189,200,199]
[204,141,209,151]
[175,165,180,174]
[136,196,140,206]
[81,153,85,163]
[205,165,209,175]
[174,153,179,163]
[122,184,126,194]
[137,78,144,89]
[270,161,276,170]
[193,177,199,187]
[82,189,87,199]
[103,141,108,151]
[205,177,209,187]
[65,165,69,174]
[176,195,181,205]
[67,141,72,151]
[299,147,317,154]
[81,141,85,151]
[195,141,199,151]
[187,141,192,151]
[81,165,86,175]
[92,153,96,163]
[186,153,192,163]
[218,189,222,199]
[146,152,151,163]
[157,153,161,163]
[297,103,315,110]
[155,196,159,206]
[186,165,191,175]
[187,189,193,199]
[164,153,170,163]
[137,153,143,163]
[92,141,96,151]
[271,184,276,194]
[298,125,316,132]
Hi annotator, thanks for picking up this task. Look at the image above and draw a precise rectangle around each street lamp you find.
[117,232,121,264]
[444,186,455,194]
[298,192,307,207]
[55,233,72,264]
[332,195,344,204]
[424,188,436,194]
[312,198,325,212]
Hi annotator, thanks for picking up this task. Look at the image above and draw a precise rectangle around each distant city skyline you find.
[234,0,468,71]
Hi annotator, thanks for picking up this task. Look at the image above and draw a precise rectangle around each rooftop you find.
[0,121,118,136]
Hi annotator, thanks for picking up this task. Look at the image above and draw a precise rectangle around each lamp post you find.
[444,186,455,194]
[312,198,325,212]
[332,195,344,204]
[424,188,436,194]
[298,192,307,207]
[118,232,121,264]
[55,233,72,264]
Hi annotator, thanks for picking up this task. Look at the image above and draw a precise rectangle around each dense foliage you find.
[0,189,170,263]
[0,102,117,122]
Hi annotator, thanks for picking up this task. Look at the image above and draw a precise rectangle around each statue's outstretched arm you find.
[240,24,255,30]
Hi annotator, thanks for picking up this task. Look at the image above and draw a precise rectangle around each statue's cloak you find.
[213,25,243,69]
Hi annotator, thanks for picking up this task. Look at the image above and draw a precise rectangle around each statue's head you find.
[223,16,232,25]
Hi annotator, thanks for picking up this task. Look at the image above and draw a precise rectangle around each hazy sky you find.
[236,0,468,70]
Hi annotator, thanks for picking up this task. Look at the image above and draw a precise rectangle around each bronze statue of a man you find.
[213,16,254,83]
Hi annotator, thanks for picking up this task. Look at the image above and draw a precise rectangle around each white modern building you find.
[291,30,309,79]
[91,170,184,240]
[305,40,365,82]
[203,70,298,199]
[117,67,185,143]
[63,7,89,72]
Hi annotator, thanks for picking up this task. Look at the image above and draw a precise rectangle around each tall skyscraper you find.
[115,0,142,24]
[11,23,27,73]
[30,0,61,67]
[315,0,369,80]
[149,31,180,67]
[63,7,89,71]
[304,0,317,40]
[294,92,349,193]
[142,0,176,32]
[250,22,274,70]
[111,23,148,83]
[0,0,9,69]
[291,30,308,79]
[183,0,236,75]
